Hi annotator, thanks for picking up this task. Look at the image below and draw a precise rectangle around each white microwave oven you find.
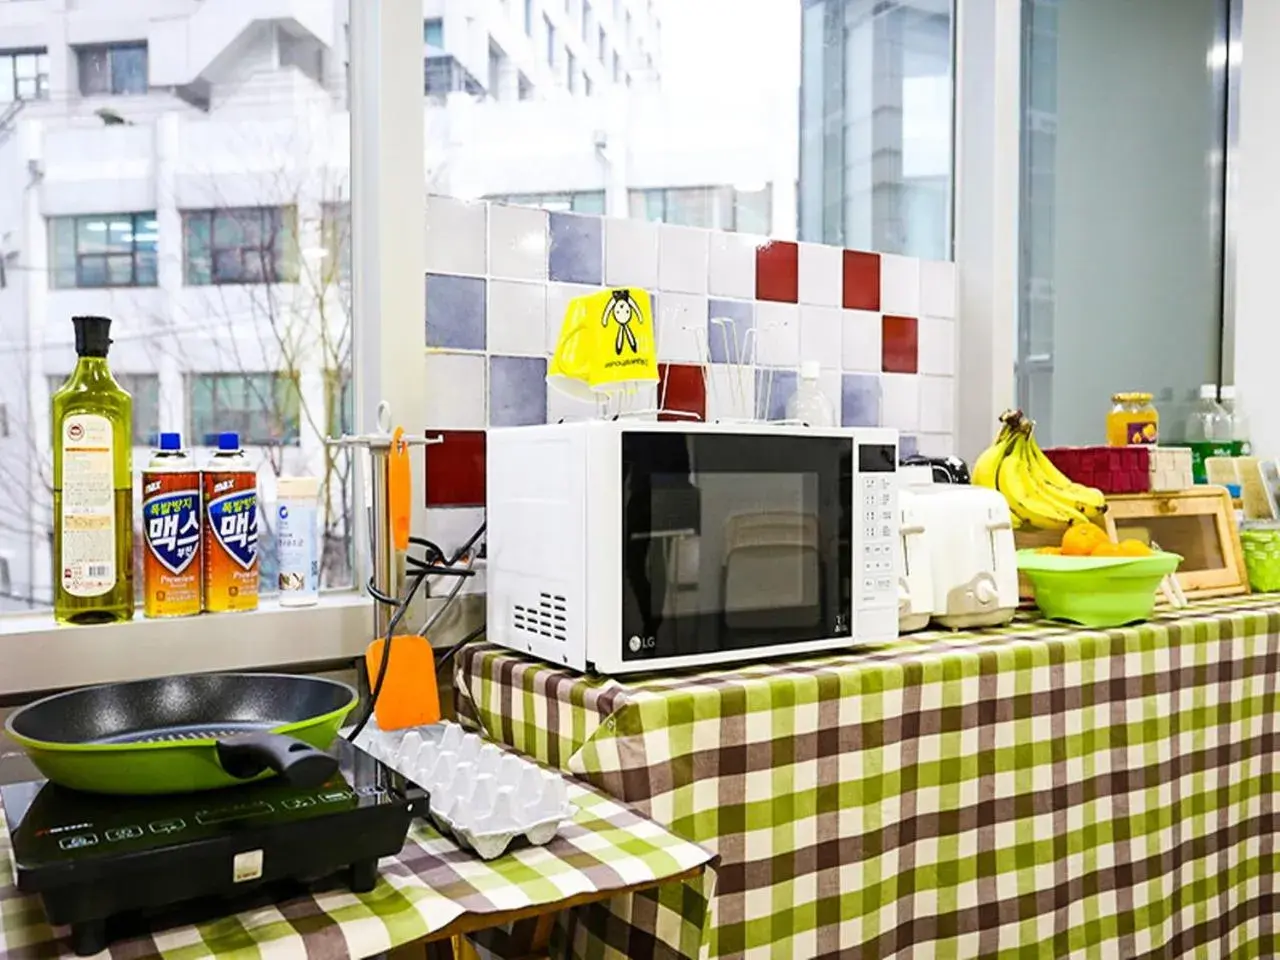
[485,420,900,674]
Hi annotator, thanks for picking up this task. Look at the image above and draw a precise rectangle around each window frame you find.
[187,372,303,448]
[181,206,299,286]
[0,48,50,102]
[76,42,149,96]
[49,211,159,289]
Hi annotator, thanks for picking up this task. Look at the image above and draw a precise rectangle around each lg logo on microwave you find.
[628,635,657,654]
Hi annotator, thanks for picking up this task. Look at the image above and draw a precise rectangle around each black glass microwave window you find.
[621,432,853,661]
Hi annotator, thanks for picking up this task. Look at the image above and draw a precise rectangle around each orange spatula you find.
[365,634,442,731]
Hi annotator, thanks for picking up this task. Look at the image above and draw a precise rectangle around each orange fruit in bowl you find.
[1061,523,1107,556]
[1038,546,1062,555]
[1118,539,1153,557]
[1090,542,1123,557]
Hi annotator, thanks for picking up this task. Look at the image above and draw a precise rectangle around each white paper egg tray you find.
[353,721,573,860]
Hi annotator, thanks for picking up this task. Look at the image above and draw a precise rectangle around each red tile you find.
[425,430,486,507]
[843,250,881,310]
[755,240,799,303]
[658,363,706,422]
[882,316,918,374]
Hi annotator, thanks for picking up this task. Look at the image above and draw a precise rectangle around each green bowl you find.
[1016,549,1183,628]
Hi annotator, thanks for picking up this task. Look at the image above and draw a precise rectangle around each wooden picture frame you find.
[1103,488,1248,598]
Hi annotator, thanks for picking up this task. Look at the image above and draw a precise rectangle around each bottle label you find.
[61,413,116,597]
[1123,420,1158,445]
[208,489,259,570]
[143,488,201,575]
[277,500,318,597]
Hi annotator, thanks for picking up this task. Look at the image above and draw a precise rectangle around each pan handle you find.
[215,733,338,787]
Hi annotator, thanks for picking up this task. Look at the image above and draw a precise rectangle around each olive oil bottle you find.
[52,315,134,624]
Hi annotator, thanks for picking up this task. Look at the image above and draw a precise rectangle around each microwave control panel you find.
[856,472,898,610]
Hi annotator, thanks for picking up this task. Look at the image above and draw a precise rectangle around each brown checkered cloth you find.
[456,596,1280,958]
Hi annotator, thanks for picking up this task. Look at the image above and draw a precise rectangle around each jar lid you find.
[1111,392,1132,403]
[1132,392,1153,403]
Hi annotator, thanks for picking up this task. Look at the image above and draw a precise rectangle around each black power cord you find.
[345,523,486,742]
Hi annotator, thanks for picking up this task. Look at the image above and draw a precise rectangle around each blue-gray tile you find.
[755,369,796,421]
[900,434,919,458]
[548,213,603,284]
[489,355,548,427]
[707,299,754,363]
[426,274,486,350]
[842,373,881,427]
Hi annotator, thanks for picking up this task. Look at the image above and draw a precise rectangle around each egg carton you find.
[353,721,573,860]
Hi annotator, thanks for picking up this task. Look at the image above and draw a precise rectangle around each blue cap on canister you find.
[158,432,181,451]
[1227,483,1243,498]
[217,432,240,451]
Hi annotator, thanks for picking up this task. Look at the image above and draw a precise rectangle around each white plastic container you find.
[276,476,320,606]
[785,361,836,427]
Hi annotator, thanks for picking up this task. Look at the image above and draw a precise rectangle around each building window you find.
[77,43,148,96]
[545,15,556,66]
[49,212,158,289]
[0,49,49,102]
[489,191,606,214]
[628,185,772,233]
[524,0,534,36]
[423,18,444,48]
[598,26,607,61]
[567,51,577,90]
[181,207,298,285]
[188,374,301,447]
[116,374,160,446]
[320,202,351,288]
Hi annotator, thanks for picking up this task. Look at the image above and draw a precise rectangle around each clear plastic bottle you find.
[785,361,836,427]
[1184,384,1232,483]
[1219,385,1252,456]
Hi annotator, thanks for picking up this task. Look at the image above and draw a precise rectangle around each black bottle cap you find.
[72,316,112,358]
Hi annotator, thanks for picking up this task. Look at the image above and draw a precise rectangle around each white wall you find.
[1232,0,1280,456]
[1039,0,1220,446]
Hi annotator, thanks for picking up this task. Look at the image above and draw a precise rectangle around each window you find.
[49,212,158,289]
[182,207,298,285]
[77,43,148,96]
[545,15,556,66]
[423,18,444,48]
[0,49,48,102]
[188,374,301,447]
[116,374,160,446]
[627,185,772,233]
[488,191,606,214]
[524,0,534,36]
[568,51,577,91]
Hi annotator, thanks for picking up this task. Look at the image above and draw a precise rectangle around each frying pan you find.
[4,673,358,795]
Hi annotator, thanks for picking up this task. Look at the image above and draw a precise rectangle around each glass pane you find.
[1016,0,1221,445]
[0,58,13,103]
[135,248,158,286]
[76,217,110,254]
[78,255,108,287]
[105,254,134,285]
[14,55,34,80]
[105,218,134,253]
[213,249,244,283]
[570,191,606,215]
[110,45,148,95]
[15,78,36,100]
[213,209,247,248]
[49,219,76,289]
[77,48,110,95]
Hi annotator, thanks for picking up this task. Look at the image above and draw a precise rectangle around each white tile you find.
[658,224,709,294]
[917,316,955,376]
[488,280,547,356]
[605,217,660,288]
[916,432,956,458]
[545,281,598,353]
[797,242,842,306]
[488,203,547,281]
[798,305,842,370]
[708,231,758,299]
[842,309,881,372]
[424,352,486,428]
[754,302,800,366]
[424,507,487,563]
[655,292,710,363]
[546,381,601,423]
[706,365,756,422]
[880,374,921,432]
[920,375,955,433]
[818,370,842,421]
[880,254,921,316]
[425,195,487,276]
[920,259,956,319]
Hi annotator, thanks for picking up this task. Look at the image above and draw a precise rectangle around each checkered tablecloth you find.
[0,779,714,959]
[455,596,1280,959]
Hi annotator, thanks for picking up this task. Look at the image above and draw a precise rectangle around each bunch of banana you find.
[972,410,1107,530]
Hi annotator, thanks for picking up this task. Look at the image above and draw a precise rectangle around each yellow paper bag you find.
[547,288,658,400]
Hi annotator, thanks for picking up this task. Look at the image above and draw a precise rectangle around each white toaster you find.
[907,484,1019,629]
[896,483,934,633]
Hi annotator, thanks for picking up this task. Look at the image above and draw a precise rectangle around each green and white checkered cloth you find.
[456,596,1280,959]
[0,778,714,959]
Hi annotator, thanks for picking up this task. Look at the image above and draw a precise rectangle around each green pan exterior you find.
[8,701,356,795]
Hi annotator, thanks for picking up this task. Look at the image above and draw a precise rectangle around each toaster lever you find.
[986,519,1013,532]
[900,524,925,536]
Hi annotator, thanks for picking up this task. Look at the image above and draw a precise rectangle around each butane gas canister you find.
[141,432,202,617]
[201,432,259,613]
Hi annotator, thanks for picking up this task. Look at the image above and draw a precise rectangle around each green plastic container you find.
[1240,525,1280,592]
[1016,550,1183,628]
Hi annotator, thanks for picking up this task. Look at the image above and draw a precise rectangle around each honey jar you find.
[1106,392,1159,446]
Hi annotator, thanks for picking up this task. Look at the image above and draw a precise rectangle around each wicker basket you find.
[1240,525,1280,592]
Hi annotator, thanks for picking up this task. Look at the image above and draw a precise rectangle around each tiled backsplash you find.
[423,195,957,548]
